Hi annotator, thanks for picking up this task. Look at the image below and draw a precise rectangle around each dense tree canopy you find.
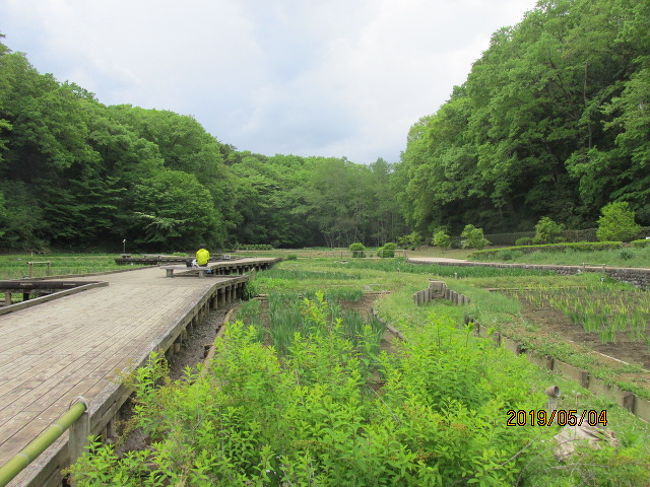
[398,0,650,235]
[0,37,405,250]
[1,0,647,250]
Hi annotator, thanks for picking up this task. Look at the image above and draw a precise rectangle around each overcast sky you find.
[0,0,538,163]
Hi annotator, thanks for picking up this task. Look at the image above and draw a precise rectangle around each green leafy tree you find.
[596,201,641,241]
[131,171,218,248]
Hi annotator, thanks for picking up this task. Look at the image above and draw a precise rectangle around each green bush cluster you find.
[533,217,565,244]
[471,241,623,258]
[431,230,452,249]
[460,224,490,249]
[349,242,366,258]
[376,242,397,258]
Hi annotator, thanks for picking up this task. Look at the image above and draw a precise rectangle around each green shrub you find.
[397,231,424,250]
[597,202,641,242]
[432,230,452,248]
[630,239,650,248]
[514,236,533,246]
[377,242,396,258]
[619,249,634,260]
[460,224,490,249]
[533,217,565,244]
[286,254,298,260]
[349,242,366,258]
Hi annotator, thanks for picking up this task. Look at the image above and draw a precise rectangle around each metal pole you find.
[0,401,87,487]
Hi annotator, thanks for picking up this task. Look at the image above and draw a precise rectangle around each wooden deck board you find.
[0,262,277,484]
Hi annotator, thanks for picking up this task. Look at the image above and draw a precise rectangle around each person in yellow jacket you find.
[195,244,210,267]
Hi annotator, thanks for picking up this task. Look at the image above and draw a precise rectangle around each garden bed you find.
[498,288,650,398]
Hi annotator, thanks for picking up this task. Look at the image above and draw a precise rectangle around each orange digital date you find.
[506,409,607,426]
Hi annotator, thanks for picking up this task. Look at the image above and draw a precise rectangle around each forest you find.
[0,0,648,250]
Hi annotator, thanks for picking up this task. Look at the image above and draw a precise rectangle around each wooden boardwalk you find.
[0,258,277,486]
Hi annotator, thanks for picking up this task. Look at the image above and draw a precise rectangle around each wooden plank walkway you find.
[0,261,275,486]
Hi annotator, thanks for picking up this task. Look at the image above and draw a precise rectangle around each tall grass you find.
[334,257,556,278]
[239,292,384,356]
[258,269,362,280]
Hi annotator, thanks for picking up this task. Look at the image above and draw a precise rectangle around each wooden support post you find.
[623,393,636,413]
[69,399,90,463]
[210,293,218,310]
[166,269,173,278]
[493,332,501,347]
[580,371,590,389]
[28,262,33,278]
[545,356,555,370]
[105,419,114,442]
[4,292,10,306]
[218,288,225,307]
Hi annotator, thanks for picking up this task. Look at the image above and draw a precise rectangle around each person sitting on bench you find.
[192,244,210,269]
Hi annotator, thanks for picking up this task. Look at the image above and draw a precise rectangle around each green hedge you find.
[630,239,650,248]
[471,241,623,258]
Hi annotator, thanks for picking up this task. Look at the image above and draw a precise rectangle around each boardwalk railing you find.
[0,399,89,487]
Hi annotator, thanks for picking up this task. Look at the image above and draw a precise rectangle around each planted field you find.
[512,287,650,345]
[66,255,650,486]
[236,292,385,355]
[0,253,129,280]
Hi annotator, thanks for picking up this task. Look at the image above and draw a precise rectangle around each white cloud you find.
[0,0,538,162]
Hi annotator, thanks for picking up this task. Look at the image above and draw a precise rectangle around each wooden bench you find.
[160,263,218,278]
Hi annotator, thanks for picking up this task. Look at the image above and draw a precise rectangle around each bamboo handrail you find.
[0,400,87,487]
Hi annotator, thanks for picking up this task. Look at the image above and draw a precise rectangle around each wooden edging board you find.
[470,321,650,423]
